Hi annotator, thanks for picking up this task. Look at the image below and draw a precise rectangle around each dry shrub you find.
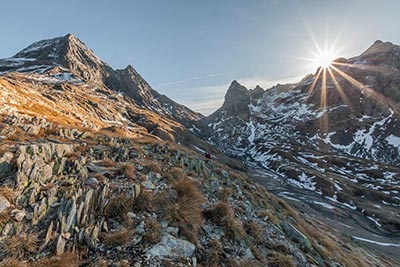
[33,252,79,267]
[132,190,155,213]
[0,258,28,267]
[7,128,27,142]
[161,177,204,242]
[204,202,245,241]
[165,167,184,184]
[256,209,280,226]
[115,260,130,267]
[1,233,38,259]
[246,221,265,244]
[131,136,160,145]
[0,208,11,227]
[104,194,133,222]
[142,218,162,244]
[64,151,81,160]
[102,229,130,247]
[119,163,136,180]
[144,160,161,173]
[217,187,233,201]
[89,258,107,267]
[92,173,107,182]
[205,239,222,267]
[250,245,266,263]
[99,158,116,167]
[230,260,265,267]
[268,252,295,267]
[0,145,10,156]
[0,186,14,203]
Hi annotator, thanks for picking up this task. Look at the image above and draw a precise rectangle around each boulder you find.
[146,234,195,259]
[0,196,10,213]
[281,222,313,251]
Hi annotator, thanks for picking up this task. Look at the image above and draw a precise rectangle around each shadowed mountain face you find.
[198,41,400,245]
[0,34,202,127]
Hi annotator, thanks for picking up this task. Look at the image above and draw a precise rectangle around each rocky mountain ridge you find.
[0,34,397,266]
[197,40,400,259]
[0,34,202,127]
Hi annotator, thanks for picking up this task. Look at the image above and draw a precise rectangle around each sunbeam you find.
[326,67,354,111]
[307,67,323,96]
[330,65,399,113]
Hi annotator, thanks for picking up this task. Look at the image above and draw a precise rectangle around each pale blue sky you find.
[1,0,400,114]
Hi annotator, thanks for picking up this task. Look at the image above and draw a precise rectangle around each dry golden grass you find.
[143,218,162,244]
[165,167,184,183]
[204,201,245,241]
[0,208,12,227]
[115,260,130,267]
[0,145,10,156]
[268,252,295,267]
[225,258,265,267]
[119,163,136,180]
[99,158,117,168]
[246,221,265,244]
[104,194,133,222]
[132,190,155,213]
[64,151,82,160]
[1,233,38,259]
[102,229,131,247]
[250,245,266,263]
[217,187,233,201]
[161,177,204,242]
[32,252,79,267]
[205,239,222,267]
[0,258,28,267]
[90,259,107,267]
[144,160,161,173]
[131,136,161,145]
[0,186,14,203]
[7,128,28,142]
[256,209,280,225]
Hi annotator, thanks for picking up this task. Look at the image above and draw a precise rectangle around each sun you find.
[312,50,338,69]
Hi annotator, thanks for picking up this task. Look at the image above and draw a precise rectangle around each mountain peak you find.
[361,40,399,57]
[1,34,110,81]
[221,80,251,119]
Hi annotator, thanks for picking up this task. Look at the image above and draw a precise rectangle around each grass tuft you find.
[204,201,245,241]
[160,177,204,242]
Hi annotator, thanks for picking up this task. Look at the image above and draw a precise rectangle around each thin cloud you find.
[237,75,305,89]
[155,73,225,88]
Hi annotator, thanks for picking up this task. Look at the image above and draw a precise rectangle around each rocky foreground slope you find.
[0,113,394,267]
[0,35,396,266]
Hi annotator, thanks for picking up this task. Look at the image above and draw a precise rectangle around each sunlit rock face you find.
[0,34,203,127]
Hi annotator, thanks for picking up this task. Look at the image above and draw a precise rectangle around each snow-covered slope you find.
[198,41,400,235]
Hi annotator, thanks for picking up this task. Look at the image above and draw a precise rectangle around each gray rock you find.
[56,235,66,255]
[85,177,100,187]
[141,180,155,190]
[0,152,14,177]
[0,196,10,213]
[146,234,195,259]
[136,164,144,171]
[11,209,26,221]
[136,221,145,234]
[281,222,313,251]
